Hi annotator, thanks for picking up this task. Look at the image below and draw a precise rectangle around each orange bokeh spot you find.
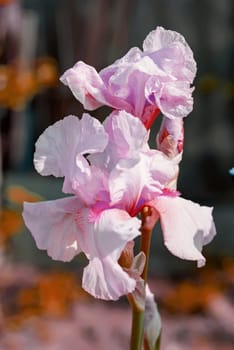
[0,209,22,246]
[7,185,42,205]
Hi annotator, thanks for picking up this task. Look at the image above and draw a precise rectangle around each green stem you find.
[129,207,153,350]
[130,309,145,350]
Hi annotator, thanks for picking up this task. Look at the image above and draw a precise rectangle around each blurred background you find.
[0,0,233,349]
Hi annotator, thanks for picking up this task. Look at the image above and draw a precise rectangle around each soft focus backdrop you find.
[0,1,233,349]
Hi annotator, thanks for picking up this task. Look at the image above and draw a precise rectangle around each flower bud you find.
[157,117,184,159]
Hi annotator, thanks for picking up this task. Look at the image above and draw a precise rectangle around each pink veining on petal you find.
[88,202,110,222]
[161,187,181,197]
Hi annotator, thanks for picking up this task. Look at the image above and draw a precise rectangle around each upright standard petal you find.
[143,26,197,83]
[100,55,163,118]
[150,196,216,267]
[89,111,149,171]
[75,208,141,300]
[109,151,178,214]
[60,27,196,127]
[34,114,108,193]
[23,197,82,262]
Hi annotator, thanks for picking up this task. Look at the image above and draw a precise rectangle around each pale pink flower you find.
[60,27,196,128]
[23,111,215,300]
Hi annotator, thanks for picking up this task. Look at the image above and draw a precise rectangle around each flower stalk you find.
[140,206,155,283]
[129,206,157,350]
[130,308,145,350]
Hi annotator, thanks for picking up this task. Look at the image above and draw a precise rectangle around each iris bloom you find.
[23,111,215,300]
[60,27,196,129]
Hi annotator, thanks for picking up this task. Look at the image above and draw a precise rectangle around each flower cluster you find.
[23,27,216,301]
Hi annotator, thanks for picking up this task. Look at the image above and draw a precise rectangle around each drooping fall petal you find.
[150,196,216,267]
[23,197,81,262]
[75,208,141,300]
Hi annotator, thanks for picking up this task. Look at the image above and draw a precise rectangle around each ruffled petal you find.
[72,164,109,206]
[60,27,196,125]
[75,208,141,300]
[146,79,194,119]
[157,82,194,119]
[109,151,178,214]
[34,114,108,194]
[101,55,163,119]
[60,61,106,110]
[143,26,197,83]
[89,111,149,171]
[104,111,149,156]
[60,61,131,112]
[151,196,216,267]
[23,197,82,262]
[143,27,188,52]
[83,256,136,300]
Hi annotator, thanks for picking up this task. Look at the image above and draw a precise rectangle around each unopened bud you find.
[157,117,184,159]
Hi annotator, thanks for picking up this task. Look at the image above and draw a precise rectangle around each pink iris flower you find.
[60,27,196,129]
[23,111,215,300]
[23,111,215,301]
